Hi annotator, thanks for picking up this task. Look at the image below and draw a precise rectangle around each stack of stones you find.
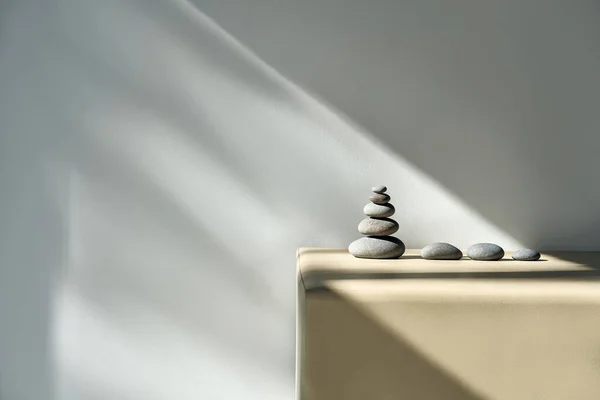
[349,185,405,259]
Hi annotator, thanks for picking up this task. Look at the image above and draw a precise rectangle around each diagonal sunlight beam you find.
[174,0,523,250]
[88,0,524,252]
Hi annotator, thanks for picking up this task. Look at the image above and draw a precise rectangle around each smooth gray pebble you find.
[349,236,405,259]
[363,202,395,218]
[372,185,387,194]
[467,243,505,261]
[421,242,463,260]
[358,217,399,236]
[512,249,541,261]
[369,193,390,204]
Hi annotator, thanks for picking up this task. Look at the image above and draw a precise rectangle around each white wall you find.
[0,0,599,399]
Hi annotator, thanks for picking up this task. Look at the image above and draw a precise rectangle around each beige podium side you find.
[296,248,600,400]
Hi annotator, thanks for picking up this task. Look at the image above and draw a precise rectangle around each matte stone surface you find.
[421,242,463,260]
[358,218,399,236]
[512,249,541,261]
[349,236,406,259]
[467,243,505,261]
[371,185,387,194]
[369,193,390,204]
[363,202,395,218]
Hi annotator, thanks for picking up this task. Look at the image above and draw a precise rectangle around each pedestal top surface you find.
[297,248,600,290]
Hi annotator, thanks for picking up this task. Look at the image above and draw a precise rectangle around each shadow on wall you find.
[0,132,64,400]
[0,4,68,398]
[193,0,600,251]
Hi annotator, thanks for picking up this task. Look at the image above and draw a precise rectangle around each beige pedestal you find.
[296,248,600,400]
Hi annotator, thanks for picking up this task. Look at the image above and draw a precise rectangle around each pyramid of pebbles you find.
[349,185,405,259]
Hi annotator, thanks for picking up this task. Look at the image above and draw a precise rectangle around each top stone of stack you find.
[370,186,390,205]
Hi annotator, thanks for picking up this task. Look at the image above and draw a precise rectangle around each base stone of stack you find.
[348,236,405,259]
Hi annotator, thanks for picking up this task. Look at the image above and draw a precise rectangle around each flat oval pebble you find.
[421,242,463,260]
[363,202,395,218]
[467,243,504,261]
[358,217,399,236]
[349,236,406,259]
[369,193,390,204]
[372,185,387,194]
[512,249,540,261]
